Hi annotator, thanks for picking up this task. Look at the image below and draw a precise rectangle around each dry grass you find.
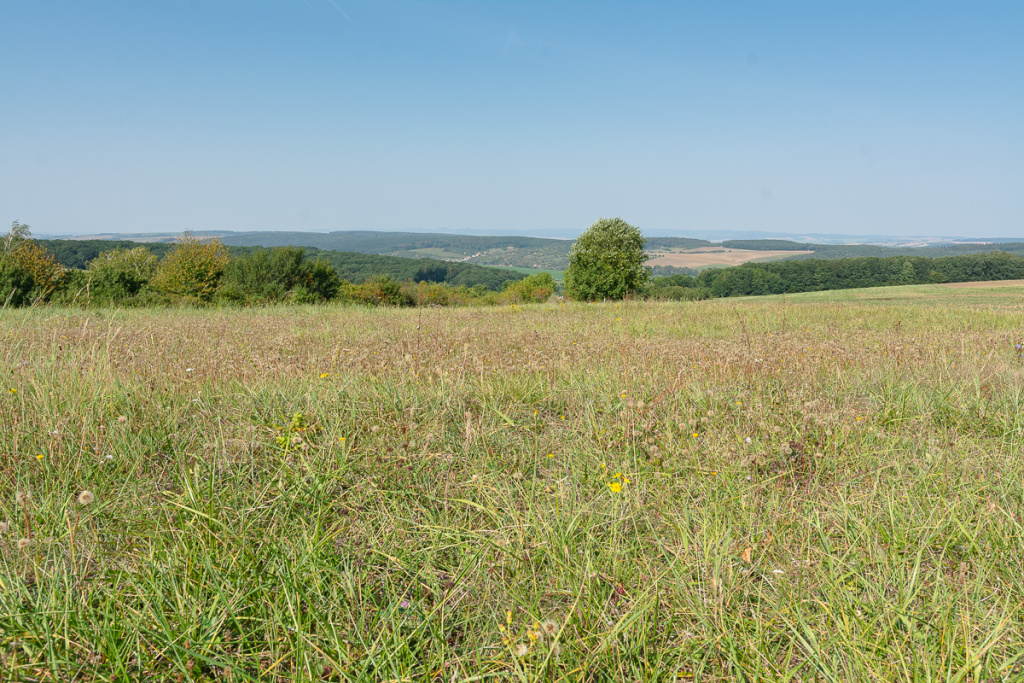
[1,286,1023,681]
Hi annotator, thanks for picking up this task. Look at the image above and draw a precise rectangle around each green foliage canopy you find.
[564,218,649,301]
[220,247,342,303]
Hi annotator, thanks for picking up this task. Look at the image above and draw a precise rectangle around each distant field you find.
[2,284,1023,681]
[502,265,565,282]
[941,278,1024,289]
[646,246,814,268]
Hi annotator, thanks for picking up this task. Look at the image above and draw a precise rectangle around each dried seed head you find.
[0,521,8,533]
[78,490,95,505]
[17,538,31,550]
[514,643,529,657]
[541,619,559,636]
[15,491,31,505]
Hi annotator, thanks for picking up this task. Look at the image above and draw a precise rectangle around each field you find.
[646,247,815,269]
[503,267,566,283]
[2,283,1024,682]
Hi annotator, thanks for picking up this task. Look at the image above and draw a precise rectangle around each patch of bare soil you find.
[646,248,814,268]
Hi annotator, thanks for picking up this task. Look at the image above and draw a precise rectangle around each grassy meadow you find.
[2,283,1024,682]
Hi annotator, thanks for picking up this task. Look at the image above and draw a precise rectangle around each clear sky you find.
[2,1,1022,239]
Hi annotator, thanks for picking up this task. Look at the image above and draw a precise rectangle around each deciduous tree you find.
[564,218,649,301]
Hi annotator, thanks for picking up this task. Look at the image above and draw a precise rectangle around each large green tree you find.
[564,217,649,301]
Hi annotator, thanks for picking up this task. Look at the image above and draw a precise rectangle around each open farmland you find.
[646,247,815,269]
[2,284,1024,681]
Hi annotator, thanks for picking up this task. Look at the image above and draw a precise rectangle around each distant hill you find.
[219,231,575,270]
[644,237,713,250]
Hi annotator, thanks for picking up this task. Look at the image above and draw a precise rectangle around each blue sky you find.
[2,1,1021,239]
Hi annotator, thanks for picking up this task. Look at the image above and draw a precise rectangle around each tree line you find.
[674,252,1024,298]
[1,224,553,308]
[37,238,523,291]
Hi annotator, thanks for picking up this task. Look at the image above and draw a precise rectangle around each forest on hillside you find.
[720,239,1024,259]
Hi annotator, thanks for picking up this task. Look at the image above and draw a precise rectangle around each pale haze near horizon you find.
[2,1,1021,240]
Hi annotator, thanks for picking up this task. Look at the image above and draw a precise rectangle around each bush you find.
[150,233,229,302]
[83,247,159,303]
[564,218,649,301]
[221,248,342,304]
[89,247,159,280]
[352,275,414,306]
[304,259,343,301]
[0,252,34,307]
[1,222,64,303]
[501,273,556,303]
[14,241,65,301]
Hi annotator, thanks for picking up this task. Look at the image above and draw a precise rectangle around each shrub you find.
[304,259,343,301]
[1,221,63,304]
[84,247,159,303]
[501,273,556,303]
[401,281,475,307]
[150,233,229,302]
[353,275,414,306]
[0,252,34,307]
[221,248,342,304]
